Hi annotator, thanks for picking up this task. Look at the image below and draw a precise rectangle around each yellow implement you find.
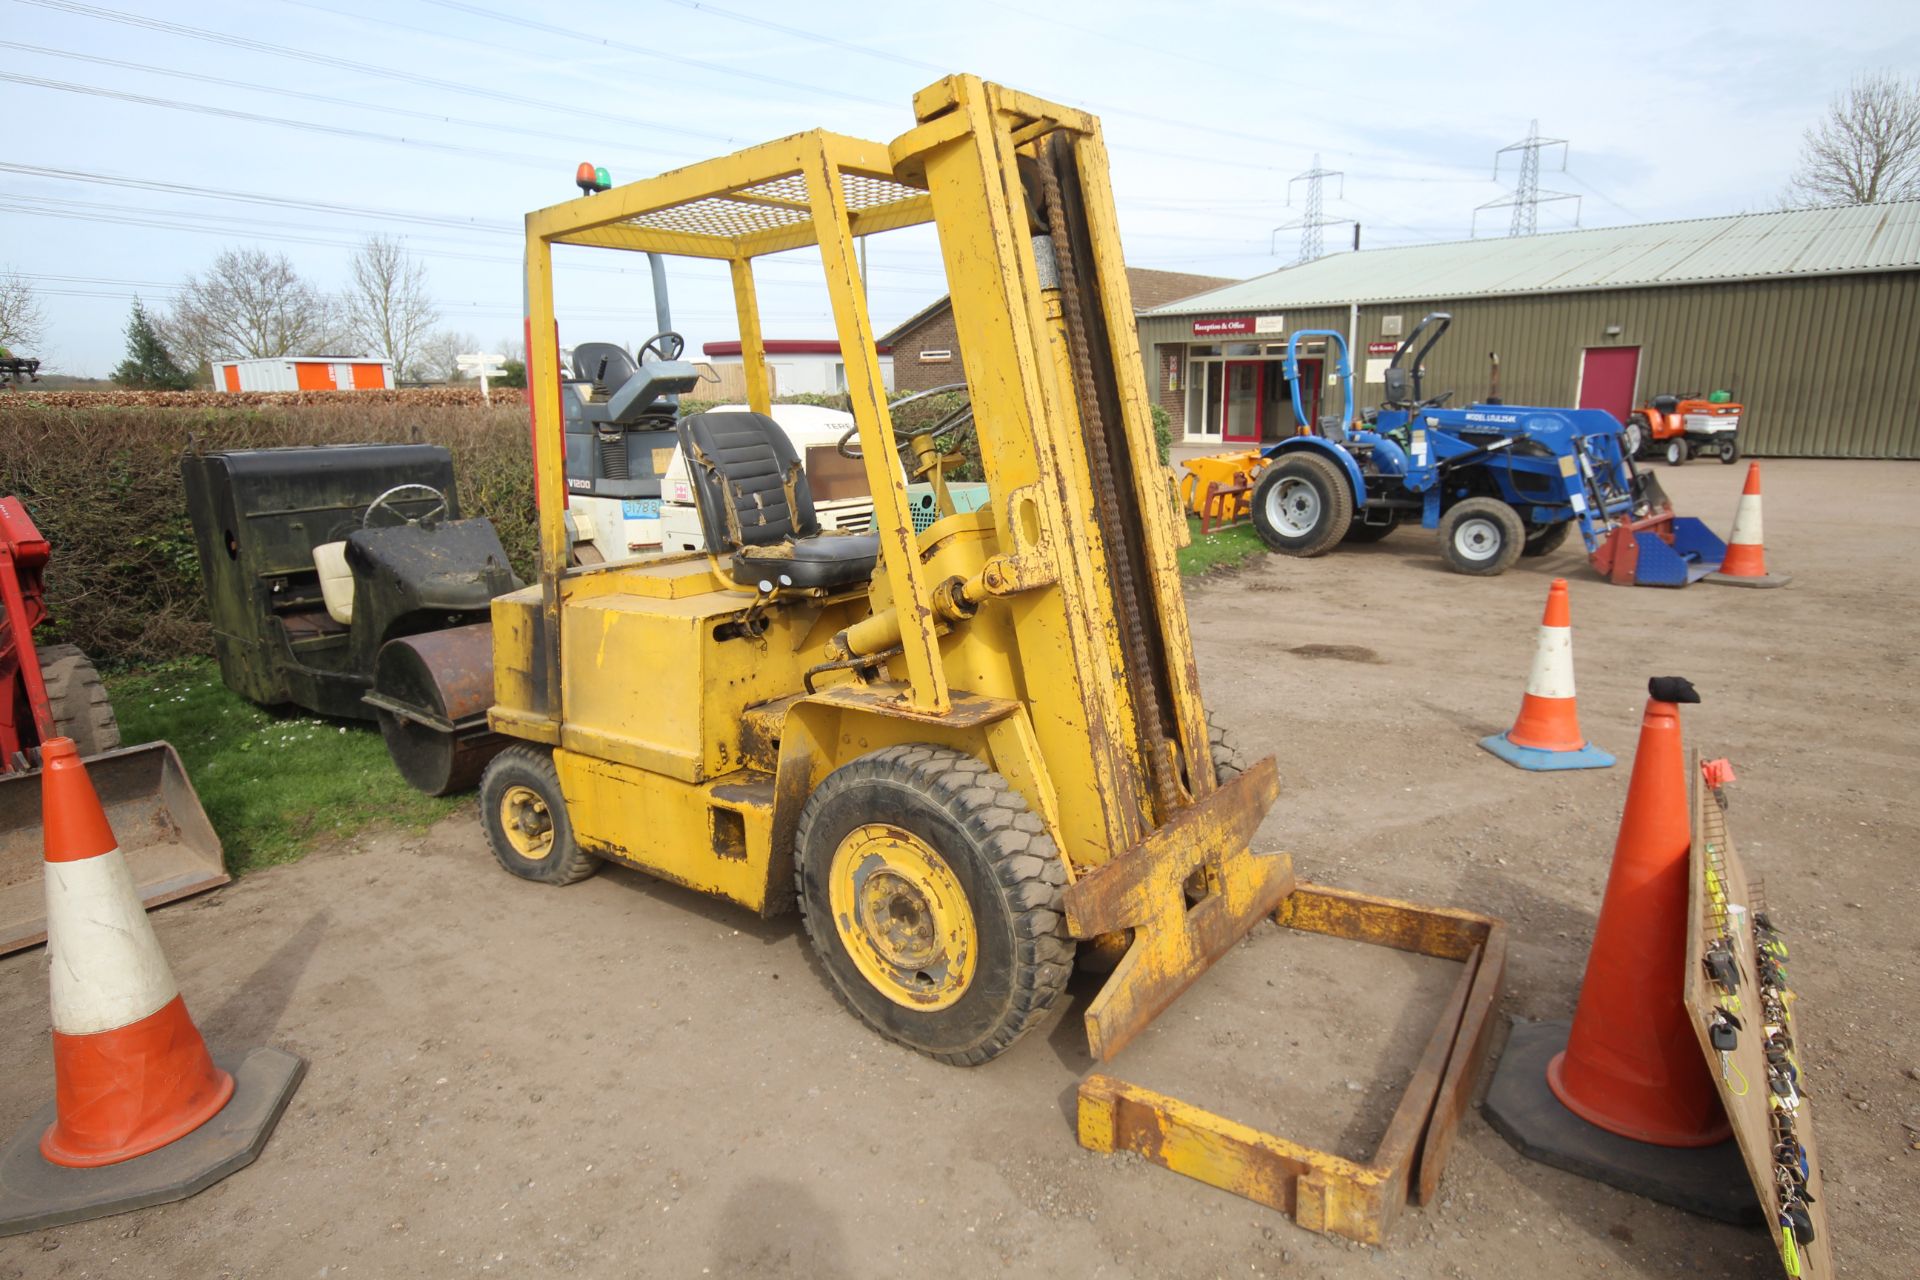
[487,75,1501,1240]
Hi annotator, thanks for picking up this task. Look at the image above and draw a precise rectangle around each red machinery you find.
[0,496,226,954]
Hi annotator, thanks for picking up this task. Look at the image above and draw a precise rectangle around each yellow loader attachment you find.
[0,743,226,955]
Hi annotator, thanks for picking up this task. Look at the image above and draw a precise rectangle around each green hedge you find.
[0,402,534,666]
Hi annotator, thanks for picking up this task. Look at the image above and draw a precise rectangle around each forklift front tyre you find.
[1250,454,1353,556]
[1717,438,1741,465]
[794,744,1073,1067]
[479,745,599,885]
[1438,499,1525,576]
[1664,439,1688,467]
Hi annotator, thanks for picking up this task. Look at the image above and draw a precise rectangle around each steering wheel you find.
[638,331,685,363]
[1418,390,1455,409]
[838,383,975,459]
[363,483,449,530]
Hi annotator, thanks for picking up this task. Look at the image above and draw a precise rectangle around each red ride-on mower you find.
[1623,392,1743,467]
[0,496,226,954]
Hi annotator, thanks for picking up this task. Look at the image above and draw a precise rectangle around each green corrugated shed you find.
[1136,202,1920,457]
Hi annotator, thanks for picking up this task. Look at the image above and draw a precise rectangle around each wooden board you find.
[1684,753,1833,1278]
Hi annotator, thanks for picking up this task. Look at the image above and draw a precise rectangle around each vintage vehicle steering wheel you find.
[838,383,975,460]
[638,331,686,363]
[363,483,449,530]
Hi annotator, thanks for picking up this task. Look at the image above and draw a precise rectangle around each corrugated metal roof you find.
[1143,201,1920,315]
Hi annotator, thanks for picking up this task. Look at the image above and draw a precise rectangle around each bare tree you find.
[1785,72,1920,206]
[408,330,473,383]
[158,248,343,371]
[0,269,47,352]
[346,235,439,376]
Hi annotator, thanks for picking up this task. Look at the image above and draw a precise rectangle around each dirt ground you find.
[2,459,1914,1279]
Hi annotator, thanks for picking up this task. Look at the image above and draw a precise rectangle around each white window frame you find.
[918,349,952,363]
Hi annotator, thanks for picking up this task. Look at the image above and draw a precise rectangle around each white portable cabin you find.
[211,357,394,392]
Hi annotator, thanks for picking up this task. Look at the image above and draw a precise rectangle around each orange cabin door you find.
[221,365,241,392]
[293,363,336,391]
[350,363,386,389]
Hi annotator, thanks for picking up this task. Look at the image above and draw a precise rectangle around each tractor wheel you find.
[1521,521,1573,559]
[1250,455,1352,557]
[1718,438,1741,465]
[1438,498,1526,577]
[39,644,120,758]
[1621,414,1649,459]
[794,744,1073,1066]
[478,745,599,885]
[1207,712,1248,783]
[1665,438,1688,467]
[1342,513,1399,544]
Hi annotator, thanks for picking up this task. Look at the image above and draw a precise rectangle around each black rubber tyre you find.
[1438,498,1526,577]
[794,744,1073,1066]
[1207,712,1248,783]
[1664,438,1688,467]
[478,744,599,885]
[1250,454,1353,557]
[1521,521,1573,559]
[1717,438,1741,465]
[1621,414,1649,459]
[1342,513,1400,544]
[38,644,120,757]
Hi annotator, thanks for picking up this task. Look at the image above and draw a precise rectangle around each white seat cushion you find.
[312,540,355,626]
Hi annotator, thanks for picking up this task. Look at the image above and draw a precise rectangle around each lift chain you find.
[1039,135,1179,822]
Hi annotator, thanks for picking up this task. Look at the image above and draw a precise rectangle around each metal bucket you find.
[0,741,227,956]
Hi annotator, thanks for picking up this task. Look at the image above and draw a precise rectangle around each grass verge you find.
[106,658,461,876]
[1177,515,1267,577]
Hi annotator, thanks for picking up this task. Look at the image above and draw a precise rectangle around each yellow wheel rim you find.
[827,823,977,1011]
[499,784,554,860]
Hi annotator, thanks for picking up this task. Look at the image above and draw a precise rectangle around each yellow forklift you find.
[480,76,1504,1242]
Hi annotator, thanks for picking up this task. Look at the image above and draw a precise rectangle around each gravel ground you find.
[1,458,1913,1279]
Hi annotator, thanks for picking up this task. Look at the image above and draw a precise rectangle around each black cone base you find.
[1483,1019,1760,1224]
[0,1047,305,1237]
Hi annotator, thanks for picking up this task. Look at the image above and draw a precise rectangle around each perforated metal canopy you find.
[530,131,933,261]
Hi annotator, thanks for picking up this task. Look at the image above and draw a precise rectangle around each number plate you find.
[622,499,661,518]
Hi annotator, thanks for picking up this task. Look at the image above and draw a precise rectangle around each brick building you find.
[882,268,1235,395]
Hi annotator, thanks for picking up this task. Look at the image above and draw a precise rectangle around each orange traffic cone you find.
[1484,678,1752,1223]
[1480,579,1613,771]
[1706,463,1790,588]
[0,739,304,1236]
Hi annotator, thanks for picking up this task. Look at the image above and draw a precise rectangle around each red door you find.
[1222,361,1264,443]
[1578,347,1640,424]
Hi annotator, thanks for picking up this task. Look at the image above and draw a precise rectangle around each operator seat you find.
[675,412,879,591]
[1651,394,1681,412]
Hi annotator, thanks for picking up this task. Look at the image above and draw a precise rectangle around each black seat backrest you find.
[1651,393,1681,412]
[572,342,638,394]
[676,412,818,551]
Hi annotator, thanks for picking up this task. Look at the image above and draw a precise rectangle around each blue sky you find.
[6,0,1917,375]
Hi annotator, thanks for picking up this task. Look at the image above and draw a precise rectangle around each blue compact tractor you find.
[1248,314,1725,585]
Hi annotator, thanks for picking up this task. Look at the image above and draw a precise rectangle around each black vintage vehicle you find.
[181,444,519,795]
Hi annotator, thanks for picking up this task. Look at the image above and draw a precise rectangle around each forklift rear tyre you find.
[1665,439,1688,467]
[1717,438,1741,465]
[479,745,599,886]
[1438,499,1525,576]
[794,744,1073,1066]
[1251,455,1353,556]
[1521,522,1572,559]
[39,644,121,758]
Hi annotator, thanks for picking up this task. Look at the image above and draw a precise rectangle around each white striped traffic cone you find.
[0,739,305,1238]
[1706,463,1790,588]
[1480,579,1615,771]
[37,737,232,1166]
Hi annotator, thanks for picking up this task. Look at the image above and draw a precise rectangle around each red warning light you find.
[576,161,598,195]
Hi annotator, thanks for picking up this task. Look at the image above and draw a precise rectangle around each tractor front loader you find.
[0,497,225,955]
[480,76,1504,1243]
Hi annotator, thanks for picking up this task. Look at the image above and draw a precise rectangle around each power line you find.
[1474,120,1580,237]
[1271,154,1352,263]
